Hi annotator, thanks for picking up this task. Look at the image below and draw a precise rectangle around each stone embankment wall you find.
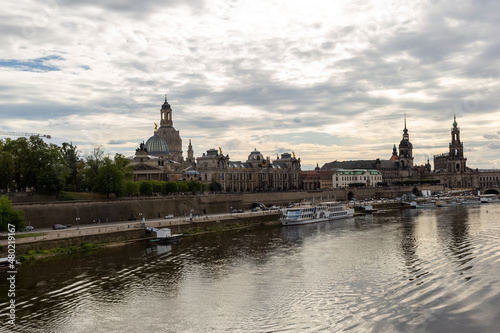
[14,185,443,228]
[10,213,280,255]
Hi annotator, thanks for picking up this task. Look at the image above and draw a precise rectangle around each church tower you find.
[157,94,183,162]
[160,94,173,127]
[398,114,414,168]
[390,144,399,161]
[187,139,195,165]
[447,115,467,172]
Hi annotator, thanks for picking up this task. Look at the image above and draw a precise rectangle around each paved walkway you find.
[1,210,279,245]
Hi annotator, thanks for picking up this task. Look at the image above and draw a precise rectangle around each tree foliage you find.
[0,137,69,194]
[177,181,189,193]
[0,195,24,231]
[139,181,153,196]
[209,181,222,192]
[165,181,178,194]
[188,180,202,194]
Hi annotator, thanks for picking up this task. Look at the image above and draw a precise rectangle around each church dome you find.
[247,148,264,162]
[145,132,169,155]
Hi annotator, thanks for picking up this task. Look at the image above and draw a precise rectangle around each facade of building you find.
[332,169,383,188]
[430,116,478,189]
[429,116,500,192]
[301,165,334,190]
[196,148,301,191]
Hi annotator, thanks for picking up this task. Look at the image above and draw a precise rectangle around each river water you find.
[2,204,500,332]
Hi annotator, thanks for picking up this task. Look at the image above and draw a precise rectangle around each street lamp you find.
[74,206,80,230]
[134,202,143,226]
[190,209,193,222]
[230,206,233,216]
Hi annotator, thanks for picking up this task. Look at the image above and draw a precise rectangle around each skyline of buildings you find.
[128,96,500,191]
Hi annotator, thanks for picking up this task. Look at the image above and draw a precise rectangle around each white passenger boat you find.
[280,202,354,226]
[480,194,500,203]
[435,198,462,207]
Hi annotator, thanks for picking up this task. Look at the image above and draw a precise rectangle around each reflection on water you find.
[2,205,500,332]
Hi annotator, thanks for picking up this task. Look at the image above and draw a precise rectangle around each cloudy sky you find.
[1,0,499,170]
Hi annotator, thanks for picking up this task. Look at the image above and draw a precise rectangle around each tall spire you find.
[402,113,409,138]
[165,93,167,101]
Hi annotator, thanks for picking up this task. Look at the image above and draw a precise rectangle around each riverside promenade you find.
[0,210,280,247]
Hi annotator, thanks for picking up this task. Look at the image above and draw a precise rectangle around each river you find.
[1,203,500,332]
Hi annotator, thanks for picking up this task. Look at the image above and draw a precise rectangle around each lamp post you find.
[134,202,143,226]
[230,206,233,216]
[190,209,193,222]
[74,206,80,230]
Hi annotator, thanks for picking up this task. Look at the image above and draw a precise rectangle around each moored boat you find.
[0,257,20,270]
[147,227,183,241]
[415,201,437,209]
[480,194,500,203]
[435,198,462,207]
[279,202,354,226]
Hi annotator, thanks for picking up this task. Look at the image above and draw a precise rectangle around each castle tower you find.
[398,113,414,168]
[447,115,467,172]
[156,94,183,162]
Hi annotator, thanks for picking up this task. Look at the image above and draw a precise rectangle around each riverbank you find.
[1,212,281,258]
[12,185,443,228]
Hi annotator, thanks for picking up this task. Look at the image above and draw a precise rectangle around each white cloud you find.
[1,0,499,169]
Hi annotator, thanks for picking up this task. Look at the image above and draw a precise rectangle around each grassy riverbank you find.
[9,217,281,261]
[18,243,103,261]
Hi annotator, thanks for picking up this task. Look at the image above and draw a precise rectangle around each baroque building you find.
[129,95,194,181]
[431,116,477,189]
[434,115,467,173]
[196,148,301,191]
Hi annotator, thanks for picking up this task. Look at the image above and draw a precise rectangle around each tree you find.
[124,181,140,196]
[0,150,15,192]
[177,181,189,193]
[114,153,134,181]
[60,142,80,191]
[151,181,165,194]
[209,181,222,192]
[187,180,202,194]
[9,137,69,193]
[94,157,125,198]
[0,196,24,231]
[82,146,104,192]
[165,181,178,194]
[139,181,153,196]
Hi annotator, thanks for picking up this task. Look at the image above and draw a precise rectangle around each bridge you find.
[482,188,500,195]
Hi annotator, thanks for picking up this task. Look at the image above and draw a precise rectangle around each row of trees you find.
[0,137,223,198]
[125,179,203,196]
[0,137,133,197]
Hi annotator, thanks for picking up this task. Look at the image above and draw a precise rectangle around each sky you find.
[1,0,499,170]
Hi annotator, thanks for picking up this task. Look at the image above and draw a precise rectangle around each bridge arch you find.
[483,188,500,195]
